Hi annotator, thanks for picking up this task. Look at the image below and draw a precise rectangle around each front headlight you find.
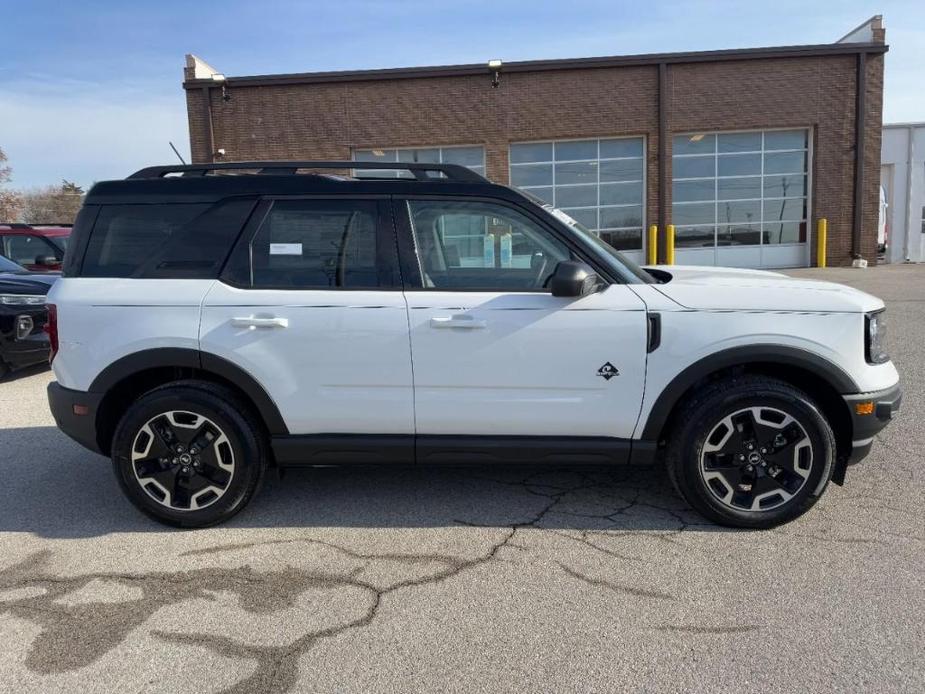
[0,294,46,306]
[865,309,888,364]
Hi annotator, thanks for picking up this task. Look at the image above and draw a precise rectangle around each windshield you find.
[518,191,654,284]
[0,255,26,274]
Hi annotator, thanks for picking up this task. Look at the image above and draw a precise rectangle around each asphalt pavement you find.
[0,264,922,693]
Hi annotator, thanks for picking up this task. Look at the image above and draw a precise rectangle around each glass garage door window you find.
[354,146,485,178]
[672,129,810,266]
[509,138,645,251]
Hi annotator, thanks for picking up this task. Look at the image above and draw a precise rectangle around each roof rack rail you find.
[0,222,73,228]
[128,160,488,183]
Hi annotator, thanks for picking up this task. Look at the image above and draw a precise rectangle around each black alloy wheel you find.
[666,375,835,529]
[111,381,266,528]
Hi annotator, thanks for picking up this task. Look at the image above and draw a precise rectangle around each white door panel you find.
[200,283,413,434]
[407,285,648,437]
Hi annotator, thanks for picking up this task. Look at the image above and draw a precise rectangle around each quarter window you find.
[407,199,572,291]
[672,129,809,248]
[80,200,256,278]
[225,199,389,289]
[353,146,485,178]
[82,203,209,277]
[509,137,645,252]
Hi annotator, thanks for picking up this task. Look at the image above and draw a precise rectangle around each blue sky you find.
[1,0,922,189]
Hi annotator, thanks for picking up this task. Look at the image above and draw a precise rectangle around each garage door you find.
[671,129,811,268]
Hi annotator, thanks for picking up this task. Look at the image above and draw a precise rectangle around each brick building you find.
[183,16,887,268]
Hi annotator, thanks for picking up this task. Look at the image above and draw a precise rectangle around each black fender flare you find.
[639,345,859,441]
[89,347,289,435]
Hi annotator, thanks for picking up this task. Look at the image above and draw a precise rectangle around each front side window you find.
[672,129,809,248]
[509,137,645,251]
[354,146,485,178]
[407,199,572,291]
[225,199,390,289]
[4,234,61,265]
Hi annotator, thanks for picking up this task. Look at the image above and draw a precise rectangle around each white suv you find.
[46,161,901,528]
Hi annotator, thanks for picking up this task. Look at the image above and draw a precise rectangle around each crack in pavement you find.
[0,492,567,693]
[0,550,377,675]
[545,529,647,563]
[554,562,675,601]
[0,467,785,692]
[155,474,694,691]
[150,498,572,694]
[155,525,520,694]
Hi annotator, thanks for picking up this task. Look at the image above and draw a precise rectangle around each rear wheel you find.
[666,375,835,529]
[111,381,267,528]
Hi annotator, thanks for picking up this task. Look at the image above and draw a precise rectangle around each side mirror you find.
[549,260,602,298]
[35,255,58,267]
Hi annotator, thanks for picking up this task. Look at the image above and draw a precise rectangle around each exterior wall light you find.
[211,73,231,102]
[488,59,502,88]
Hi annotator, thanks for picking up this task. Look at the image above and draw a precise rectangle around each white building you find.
[881,123,925,263]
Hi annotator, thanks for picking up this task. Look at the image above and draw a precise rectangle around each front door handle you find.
[430,315,486,329]
[231,316,289,329]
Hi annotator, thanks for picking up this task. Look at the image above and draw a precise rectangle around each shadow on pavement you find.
[0,426,725,538]
[0,363,50,383]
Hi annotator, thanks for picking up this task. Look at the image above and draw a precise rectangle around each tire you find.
[111,380,267,528]
[665,375,835,529]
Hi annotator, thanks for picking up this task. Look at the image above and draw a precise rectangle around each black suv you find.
[0,254,55,378]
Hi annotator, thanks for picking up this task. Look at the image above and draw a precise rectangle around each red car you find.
[0,224,71,272]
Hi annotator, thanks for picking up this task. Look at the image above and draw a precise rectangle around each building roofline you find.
[883,121,925,129]
[182,42,888,90]
[835,14,883,44]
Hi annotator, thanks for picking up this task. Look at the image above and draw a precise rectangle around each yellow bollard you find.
[817,218,827,268]
[647,225,658,265]
[666,224,676,265]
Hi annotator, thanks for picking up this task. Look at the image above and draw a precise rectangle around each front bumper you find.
[47,382,104,454]
[842,382,902,464]
[0,306,49,369]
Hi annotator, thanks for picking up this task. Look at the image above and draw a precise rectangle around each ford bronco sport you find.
[46,161,901,528]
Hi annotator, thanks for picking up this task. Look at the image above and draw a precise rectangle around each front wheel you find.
[666,375,835,529]
[111,381,267,528]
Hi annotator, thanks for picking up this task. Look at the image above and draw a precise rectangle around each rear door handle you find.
[430,315,486,329]
[231,316,289,329]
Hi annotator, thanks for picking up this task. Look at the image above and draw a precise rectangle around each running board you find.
[271,434,657,467]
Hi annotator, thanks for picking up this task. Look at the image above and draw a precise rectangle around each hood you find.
[645,265,883,313]
[0,272,58,295]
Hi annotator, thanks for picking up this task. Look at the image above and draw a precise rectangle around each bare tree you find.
[20,180,85,224]
[0,147,24,222]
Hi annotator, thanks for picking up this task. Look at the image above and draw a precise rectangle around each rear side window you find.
[223,199,396,289]
[80,199,255,278]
